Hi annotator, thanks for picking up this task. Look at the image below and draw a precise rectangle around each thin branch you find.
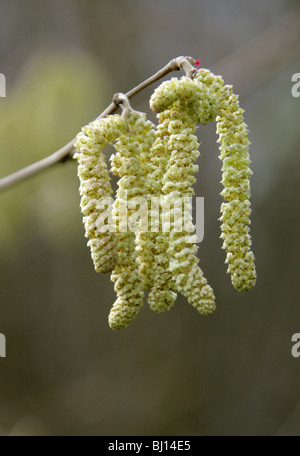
[0,56,194,192]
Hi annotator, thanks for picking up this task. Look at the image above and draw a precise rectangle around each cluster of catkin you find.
[74,65,256,330]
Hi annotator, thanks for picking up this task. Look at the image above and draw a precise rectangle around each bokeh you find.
[0,0,299,436]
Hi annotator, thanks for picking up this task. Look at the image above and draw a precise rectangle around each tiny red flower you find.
[195,59,201,68]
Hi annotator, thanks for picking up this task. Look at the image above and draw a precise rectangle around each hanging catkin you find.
[73,58,257,330]
[74,115,127,273]
[109,110,146,330]
[216,84,256,291]
[132,114,157,290]
[149,76,217,314]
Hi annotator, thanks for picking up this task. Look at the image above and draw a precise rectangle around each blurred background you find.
[0,0,299,436]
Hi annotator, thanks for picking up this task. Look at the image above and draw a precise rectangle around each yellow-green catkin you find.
[217,84,256,291]
[193,68,224,120]
[150,75,216,124]
[146,107,178,313]
[163,107,215,315]
[149,76,216,314]
[74,115,127,273]
[147,77,205,312]
[133,114,157,289]
[108,111,146,330]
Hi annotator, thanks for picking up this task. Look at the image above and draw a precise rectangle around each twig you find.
[0,56,194,192]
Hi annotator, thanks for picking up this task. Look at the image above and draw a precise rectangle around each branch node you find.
[175,56,197,78]
[113,92,133,120]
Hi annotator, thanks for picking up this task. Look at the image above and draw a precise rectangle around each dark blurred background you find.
[0,0,299,436]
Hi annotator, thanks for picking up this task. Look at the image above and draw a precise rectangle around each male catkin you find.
[74,115,127,273]
[216,84,256,291]
[74,59,257,330]
[149,76,217,314]
[109,111,147,330]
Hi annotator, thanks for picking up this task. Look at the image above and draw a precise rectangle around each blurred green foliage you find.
[0,50,112,247]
